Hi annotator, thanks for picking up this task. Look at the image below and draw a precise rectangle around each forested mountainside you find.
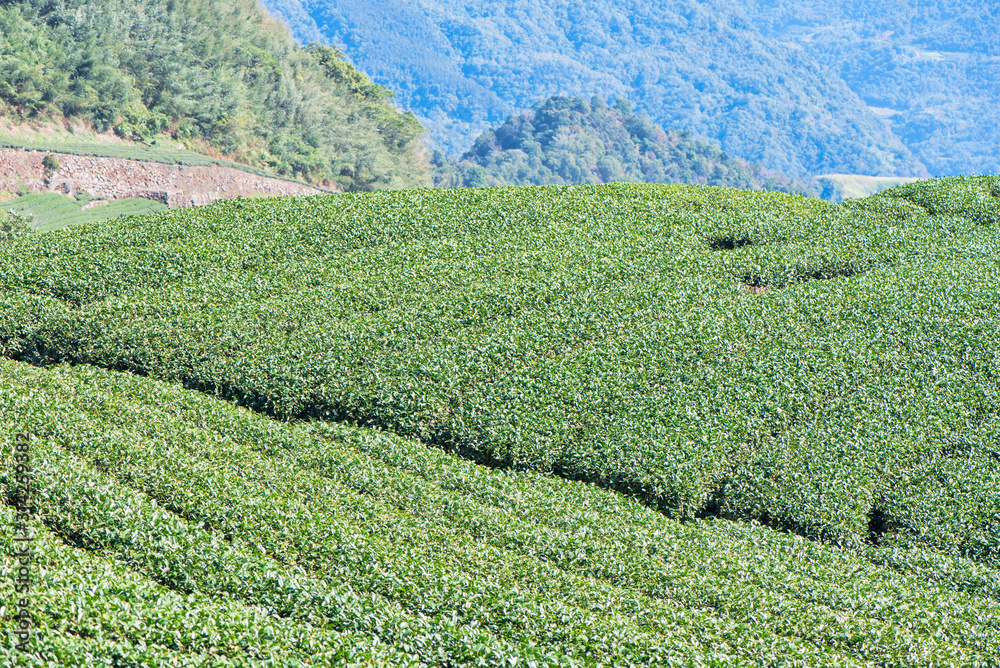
[259,0,926,181]
[0,0,430,190]
[743,0,1000,177]
[434,95,809,194]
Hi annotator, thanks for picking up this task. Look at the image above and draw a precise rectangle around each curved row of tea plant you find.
[2,360,998,665]
[0,178,997,563]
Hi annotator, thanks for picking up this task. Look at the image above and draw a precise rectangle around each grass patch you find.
[814,173,924,202]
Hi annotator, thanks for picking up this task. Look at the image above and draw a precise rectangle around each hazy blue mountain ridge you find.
[261,0,926,180]
[743,0,1000,176]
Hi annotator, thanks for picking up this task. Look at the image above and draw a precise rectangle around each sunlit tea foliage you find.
[0,360,998,665]
[0,178,998,663]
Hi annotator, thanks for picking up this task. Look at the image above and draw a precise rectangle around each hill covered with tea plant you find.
[1,178,999,664]
[0,0,429,190]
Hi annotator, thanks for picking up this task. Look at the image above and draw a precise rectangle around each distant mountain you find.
[260,0,927,180]
[434,95,809,195]
[743,0,1000,177]
[0,0,430,191]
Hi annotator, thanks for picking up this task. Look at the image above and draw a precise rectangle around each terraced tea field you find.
[1,178,998,665]
[0,137,321,187]
[4,192,168,232]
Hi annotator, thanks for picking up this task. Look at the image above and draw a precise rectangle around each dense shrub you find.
[1,360,998,664]
[434,95,811,195]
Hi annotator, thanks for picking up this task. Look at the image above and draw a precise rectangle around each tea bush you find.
[1,360,998,665]
[0,177,997,562]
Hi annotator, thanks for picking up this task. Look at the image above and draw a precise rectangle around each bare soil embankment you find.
[0,148,326,207]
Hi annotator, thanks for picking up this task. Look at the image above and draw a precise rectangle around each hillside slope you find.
[1,177,998,558]
[1,180,999,664]
[0,147,323,208]
[435,95,809,193]
[0,0,430,190]
[743,0,1000,176]
[260,0,925,180]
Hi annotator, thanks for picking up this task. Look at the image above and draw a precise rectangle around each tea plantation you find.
[1,178,999,664]
[4,192,168,232]
[2,361,999,665]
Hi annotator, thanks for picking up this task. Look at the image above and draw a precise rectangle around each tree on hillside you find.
[0,0,431,191]
[435,95,810,194]
[0,210,32,242]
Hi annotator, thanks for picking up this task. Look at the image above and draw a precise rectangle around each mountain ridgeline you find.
[259,0,930,181]
[434,95,809,194]
[261,0,999,181]
[743,0,1000,177]
[0,0,429,191]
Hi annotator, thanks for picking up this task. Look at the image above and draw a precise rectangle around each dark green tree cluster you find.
[433,95,809,195]
[0,208,32,242]
[0,0,430,190]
